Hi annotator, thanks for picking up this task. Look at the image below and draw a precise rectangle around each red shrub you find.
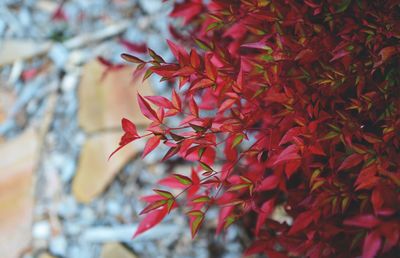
[114,1,400,257]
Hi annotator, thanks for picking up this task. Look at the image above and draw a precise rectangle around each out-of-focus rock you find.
[81,224,180,243]
[0,88,15,124]
[101,243,138,258]
[0,40,52,66]
[49,235,67,257]
[0,129,39,258]
[72,131,138,203]
[32,220,51,240]
[38,252,57,258]
[78,60,153,133]
[35,0,59,13]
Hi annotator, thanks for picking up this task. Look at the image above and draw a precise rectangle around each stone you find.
[38,252,57,258]
[0,40,52,66]
[72,131,139,203]
[32,220,51,240]
[78,60,154,133]
[0,88,16,124]
[0,129,40,258]
[49,235,67,257]
[81,224,180,243]
[101,243,137,258]
[139,0,163,14]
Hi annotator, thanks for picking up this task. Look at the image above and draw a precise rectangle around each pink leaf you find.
[133,206,168,238]
[338,153,363,171]
[137,94,159,122]
[142,135,161,158]
[109,118,140,159]
[257,175,280,191]
[273,145,301,166]
[145,96,174,109]
[167,39,188,60]
[362,231,381,258]
[288,211,314,235]
[279,127,303,146]
[343,215,380,229]
[255,199,275,236]
[121,118,138,136]
[171,89,182,111]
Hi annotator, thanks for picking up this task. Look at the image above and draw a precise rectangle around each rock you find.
[57,196,78,218]
[0,88,16,124]
[49,44,69,69]
[72,131,139,203]
[38,252,57,258]
[35,0,59,13]
[271,205,293,225]
[0,40,52,66]
[78,60,154,133]
[0,129,39,258]
[32,220,51,240]
[101,243,137,258]
[80,224,180,243]
[49,235,67,257]
[139,0,163,14]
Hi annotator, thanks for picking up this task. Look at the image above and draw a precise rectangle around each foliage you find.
[113,1,400,257]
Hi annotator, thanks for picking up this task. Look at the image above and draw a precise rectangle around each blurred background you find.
[0,1,249,258]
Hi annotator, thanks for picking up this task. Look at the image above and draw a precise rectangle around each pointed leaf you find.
[137,94,159,121]
[121,53,145,64]
[362,231,381,258]
[142,135,161,158]
[338,153,363,171]
[133,206,168,238]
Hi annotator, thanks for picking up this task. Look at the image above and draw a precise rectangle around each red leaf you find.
[190,49,201,68]
[204,53,217,80]
[133,206,168,238]
[330,50,350,62]
[187,210,204,238]
[257,175,280,191]
[189,97,199,117]
[119,39,147,53]
[142,135,161,158]
[255,199,275,236]
[140,194,165,203]
[109,118,140,159]
[343,215,380,229]
[137,94,159,122]
[162,146,180,161]
[145,96,174,109]
[285,160,301,178]
[374,46,398,67]
[188,168,200,197]
[371,188,384,214]
[158,173,192,189]
[216,206,234,235]
[288,211,314,235]
[338,153,363,171]
[170,2,203,24]
[218,98,236,113]
[121,53,145,64]
[122,118,138,136]
[273,145,301,166]
[279,127,303,146]
[171,89,182,111]
[150,64,178,77]
[191,78,215,90]
[140,200,167,215]
[362,231,381,258]
[167,39,188,60]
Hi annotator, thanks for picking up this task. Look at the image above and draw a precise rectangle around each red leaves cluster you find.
[112,1,400,257]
